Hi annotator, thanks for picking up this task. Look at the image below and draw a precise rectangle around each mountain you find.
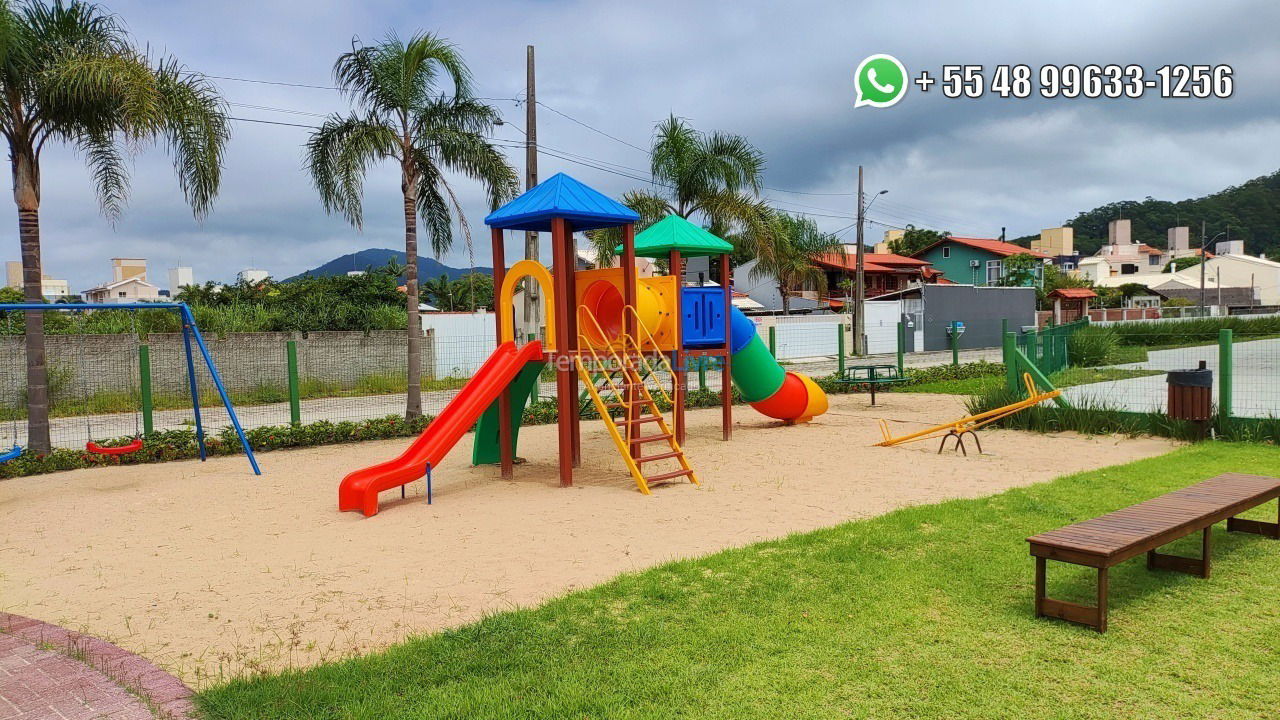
[1014,169,1280,259]
[285,248,490,282]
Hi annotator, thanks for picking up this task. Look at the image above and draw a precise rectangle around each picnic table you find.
[835,364,907,405]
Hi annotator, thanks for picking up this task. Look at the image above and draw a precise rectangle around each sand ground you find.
[0,392,1176,686]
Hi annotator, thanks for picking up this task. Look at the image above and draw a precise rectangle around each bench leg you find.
[1226,499,1280,539]
[1146,527,1212,579]
[1033,557,1108,633]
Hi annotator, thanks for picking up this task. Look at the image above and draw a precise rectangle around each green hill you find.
[1016,169,1280,258]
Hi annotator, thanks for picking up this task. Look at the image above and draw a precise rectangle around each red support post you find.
[669,249,685,444]
[719,253,733,441]
[564,222,581,467]
[491,228,514,479]
[550,218,574,487]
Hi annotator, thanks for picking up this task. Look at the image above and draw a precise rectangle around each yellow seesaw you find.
[875,372,1061,455]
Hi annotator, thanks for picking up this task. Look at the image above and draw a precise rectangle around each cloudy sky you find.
[5,0,1279,292]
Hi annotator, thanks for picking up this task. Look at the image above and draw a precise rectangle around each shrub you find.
[1067,325,1119,367]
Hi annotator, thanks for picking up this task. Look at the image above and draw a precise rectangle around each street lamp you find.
[1201,230,1226,316]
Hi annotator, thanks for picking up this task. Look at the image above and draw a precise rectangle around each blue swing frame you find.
[0,302,261,475]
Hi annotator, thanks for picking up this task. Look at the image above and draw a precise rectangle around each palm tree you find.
[306,33,517,419]
[745,212,845,315]
[421,274,454,311]
[1,0,228,453]
[587,114,766,267]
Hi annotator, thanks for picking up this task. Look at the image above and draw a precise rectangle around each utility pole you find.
[1199,220,1206,315]
[523,45,540,334]
[854,165,865,356]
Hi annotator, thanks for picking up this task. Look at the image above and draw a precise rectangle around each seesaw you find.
[875,372,1062,455]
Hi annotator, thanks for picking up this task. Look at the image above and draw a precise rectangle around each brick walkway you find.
[0,614,193,720]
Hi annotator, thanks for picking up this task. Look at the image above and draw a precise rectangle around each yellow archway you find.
[498,259,557,351]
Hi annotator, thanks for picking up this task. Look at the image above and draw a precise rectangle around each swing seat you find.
[86,438,144,456]
[0,445,21,464]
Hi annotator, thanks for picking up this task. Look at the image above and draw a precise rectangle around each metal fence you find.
[1,313,1019,450]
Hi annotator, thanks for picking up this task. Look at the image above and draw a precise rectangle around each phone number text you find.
[930,64,1233,99]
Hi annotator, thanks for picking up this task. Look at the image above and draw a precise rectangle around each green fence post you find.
[1003,332,1018,393]
[896,321,905,376]
[286,339,301,426]
[698,357,708,392]
[950,321,959,366]
[138,344,153,436]
[1218,328,1233,420]
[837,324,846,377]
[1001,317,1008,338]
[768,325,777,357]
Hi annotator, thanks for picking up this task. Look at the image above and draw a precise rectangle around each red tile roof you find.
[814,252,931,273]
[939,237,1052,259]
[1047,288,1098,299]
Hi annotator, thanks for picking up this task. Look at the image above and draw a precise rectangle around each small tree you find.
[744,212,844,315]
[996,253,1041,287]
[888,225,950,256]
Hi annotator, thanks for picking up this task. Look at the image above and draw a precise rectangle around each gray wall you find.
[0,330,438,407]
[919,285,1035,351]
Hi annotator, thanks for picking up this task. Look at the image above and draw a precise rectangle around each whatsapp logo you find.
[855,54,908,108]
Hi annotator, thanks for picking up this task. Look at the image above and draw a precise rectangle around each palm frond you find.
[413,157,455,257]
[152,57,228,219]
[75,127,126,219]
[304,112,398,228]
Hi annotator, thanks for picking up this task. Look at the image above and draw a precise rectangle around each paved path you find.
[0,613,194,720]
[1062,337,1280,418]
[19,346,1005,449]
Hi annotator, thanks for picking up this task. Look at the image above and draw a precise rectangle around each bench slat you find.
[1028,473,1280,565]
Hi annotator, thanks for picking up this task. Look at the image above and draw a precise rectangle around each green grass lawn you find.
[197,443,1280,719]
[896,366,1162,396]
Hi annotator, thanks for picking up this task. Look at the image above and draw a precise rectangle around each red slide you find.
[339,340,544,517]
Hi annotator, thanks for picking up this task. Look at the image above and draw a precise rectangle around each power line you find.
[534,100,650,154]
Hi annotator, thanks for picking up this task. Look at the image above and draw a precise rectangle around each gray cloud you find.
[3,0,1278,292]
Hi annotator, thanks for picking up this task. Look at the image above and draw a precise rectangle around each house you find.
[81,258,163,303]
[1074,222,1204,287]
[731,259,825,314]
[1197,240,1280,306]
[912,236,1051,287]
[1030,227,1082,271]
[810,251,940,305]
[4,260,70,299]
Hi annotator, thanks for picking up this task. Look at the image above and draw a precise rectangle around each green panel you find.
[730,335,786,402]
[471,360,546,465]
[620,214,734,258]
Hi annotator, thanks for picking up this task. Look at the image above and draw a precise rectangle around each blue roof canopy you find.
[485,172,640,232]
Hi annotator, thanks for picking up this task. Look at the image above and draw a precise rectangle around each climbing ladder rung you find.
[636,450,682,464]
[615,415,662,426]
[644,469,694,484]
[632,433,673,444]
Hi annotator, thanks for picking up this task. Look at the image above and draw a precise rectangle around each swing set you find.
[0,302,261,474]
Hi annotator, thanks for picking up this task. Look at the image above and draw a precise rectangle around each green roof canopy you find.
[620,215,734,258]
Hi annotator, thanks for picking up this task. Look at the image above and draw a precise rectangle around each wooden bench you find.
[836,364,907,405]
[1027,473,1280,632]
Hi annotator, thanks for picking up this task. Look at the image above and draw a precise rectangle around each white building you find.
[5,260,71,299]
[238,268,269,284]
[1075,222,1209,288]
[1198,241,1280,306]
[168,266,194,296]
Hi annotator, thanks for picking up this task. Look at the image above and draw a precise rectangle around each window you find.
[884,276,898,290]
[1121,263,1138,275]
[118,291,127,298]
[1148,254,1161,266]
[942,247,951,259]
[985,259,1002,285]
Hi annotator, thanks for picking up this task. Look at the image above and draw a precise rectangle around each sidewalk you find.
[0,613,194,720]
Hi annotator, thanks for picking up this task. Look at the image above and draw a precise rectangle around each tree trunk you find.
[779,283,790,315]
[13,147,50,453]
[402,173,423,420]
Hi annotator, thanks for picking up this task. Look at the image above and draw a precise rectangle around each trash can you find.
[1167,361,1213,422]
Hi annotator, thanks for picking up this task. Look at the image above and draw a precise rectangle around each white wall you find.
[1202,255,1280,306]
[421,310,497,377]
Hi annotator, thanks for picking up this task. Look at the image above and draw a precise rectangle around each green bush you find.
[1108,316,1280,347]
[1067,325,1119,367]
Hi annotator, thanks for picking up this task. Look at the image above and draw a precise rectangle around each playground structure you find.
[339,173,829,516]
[875,372,1062,455]
[0,302,261,474]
